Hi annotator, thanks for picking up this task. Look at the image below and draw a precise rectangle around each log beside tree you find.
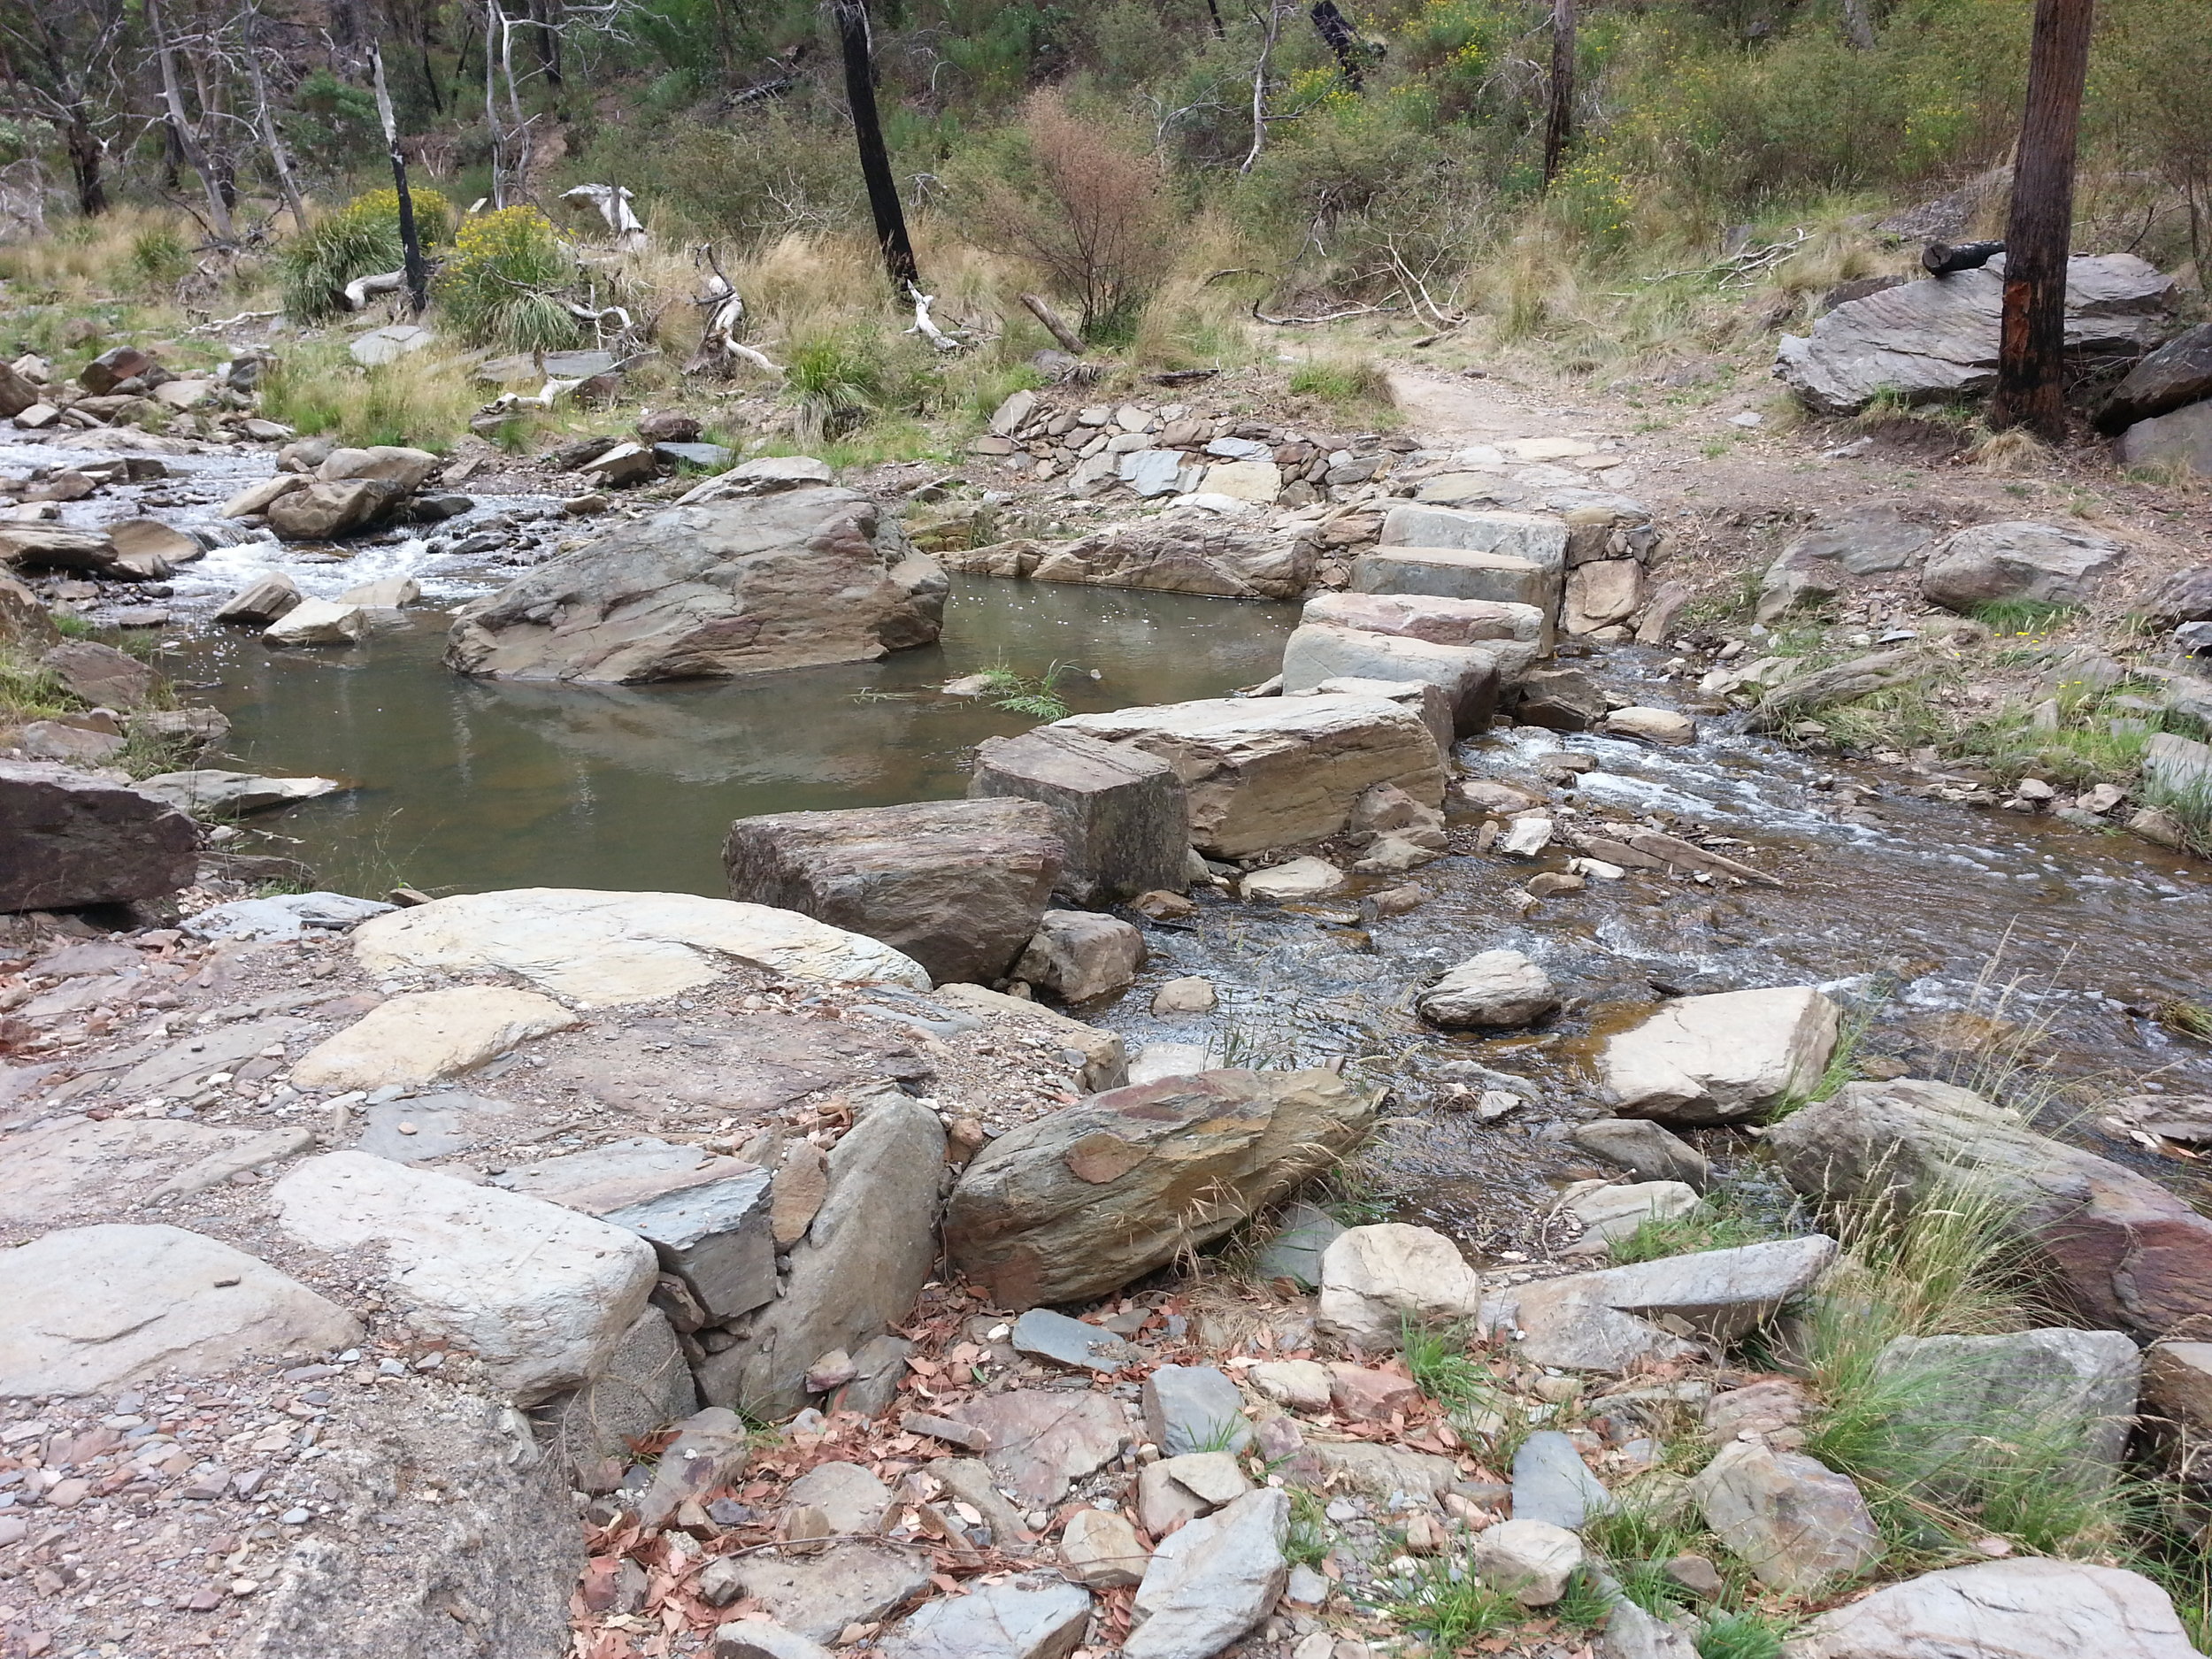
[1989,0,2097,438]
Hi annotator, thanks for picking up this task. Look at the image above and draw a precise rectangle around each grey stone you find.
[720,1542,933,1642]
[1564,1181,1703,1242]
[832,1333,917,1418]
[0,1224,363,1396]
[1767,1079,2212,1339]
[953,1389,1132,1506]
[1468,1518,1583,1606]
[1352,546,1558,615]
[1777,255,2176,414]
[945,1069,1376,1309]
[656,442,736,471]
[2147,1341,2212,1434]
[725,797,1063,985]
[1123,1488,1287,1659]
[787,1460,893,1533]
[496,1137,776,1323]
[2097,322,2212,432]
[1570,1120,1711,1192]
[1512,1430,1614,1530]
[1600,987,1841,1124]
[1784,1557,2200,1659]
[697,1090,945,1417]
[1379,506,1568,570]
[349,323,434,365]
[1121,449,1188,496]
[182,892,395,941]
[943,516,1317,602]
[1759,506,1936,623]
[2139,565,2212,627]
[1254,1202,1344,1290]
[1515,666,1609,730]
[134,770,344,817]
[354,1091,514,1162]
[449,488,944,683]
[1302,589,1545,647]
[1013,910,1145,1003]
[882,1574,1092,1659]
[547,1306,698,1476]
[1294,1440,1459,1499]
[1486,1235,1838,1373]
[715,1620,836,1659]
[970,726,1189,905]
[1923,521,2126,613]
[1318,1223,1484,1349]
[1871,1327,2140,1484]
[265,478,405,541]
[1144,1365,1252,1455]
[933,1456,1033,1546]
[637,1406,752,1529]
[1279,623,1503,737]
[1602,1598,1701,1659]
[1061,1508,1150,1587]
[1691,1440,1878,1593]
[1417,949,1560,1029]
[214,572,303,625]
[0,759,200,910]
[1010,1308,1130,1373]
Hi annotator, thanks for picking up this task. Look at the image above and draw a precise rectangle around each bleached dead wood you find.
[343,270,407,311]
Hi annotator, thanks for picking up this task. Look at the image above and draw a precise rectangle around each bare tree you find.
[829,0,919,291]
[241,7,307,228]
[0,0,131,216]
[1543,0,1576,187]
[1240,0,1293,175]
[146,0,237,241]
[1989,0,2096,438]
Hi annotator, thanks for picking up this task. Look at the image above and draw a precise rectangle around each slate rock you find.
[1061,1508,1150,1587]
[953,1389,1133,1506]
[1767,1078,2212,1338]
[1570,1120,1712,1192]
[1512,1430,1614,1531]
[547,1305,699,1476]
[726,797,1064,985]
[42,638,157,707]
[0,1223,363,1396]
[1784,1557,2199,1659]
[1254,1202,1344,1289]
[1564,1180,1702,1242]
[697,1088,946,1417]
[0,759,200,910]
[288,985,580,1091]
[1417,949,1560,1029]
[2096,322,2212,432]
[1923,521,2126,613]
[1014,910,1146,1003]
[182,892,394,941]
[1124,1488,1287,1659]
[719,1542,933,1643]
[969,726,1190,905]
[273,1151,658,1403]
[1144,1365,1252,1455]
[1011,1309,1130,1373]
[944,1068,1375,1309]
[787,1461,893,1533]
[1691,1440,1878,1594]
[882,1573,1092,1659]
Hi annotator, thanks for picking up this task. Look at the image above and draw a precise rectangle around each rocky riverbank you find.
[4,316,2212,1659]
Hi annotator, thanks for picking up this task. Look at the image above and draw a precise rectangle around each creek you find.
[20,431,2212,1241]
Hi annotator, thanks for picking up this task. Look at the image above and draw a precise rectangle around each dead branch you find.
[1019,292,1084,355]
[904,285,961,351]
[1250,297,1400,326]
[343,269,407,310]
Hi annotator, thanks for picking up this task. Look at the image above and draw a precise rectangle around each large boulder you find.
[724,798,1063,985]
[265,478,407,541]
[0,522,167,580]
[273,1151,659,1403]
[1756,506,1937,621]
[1599,987,1840,1123]
[1317,1223,1484,1349]
[1417,949,1560,1029]
[941,514,1317,601]
[319,443,441,492]
[1055,693,1446,859]
[1483,1235,1838,1373]
[1782,1558,2200,1659]
[1351,546,1559,617]
[2116,400,2212,477]
[350,887,932,1006]
[1870,1327,2140,1486]
[968,726,1188,905]
[0,1224,362,1396]
[2095,322,2212,432]
[1279,623,1502,736]
[1922,521,2126,613]
[1777,255,2176,414]
[2140,565,2212,627]
[1302,589,1547,649]
[0,759,200,910]
[1766,1078,2212,1338]
[696,1088,946,1417]
[1379,505,1569,569]
[446,488,945,683]
[42,638,157,707]
[945,1068,1376,1309]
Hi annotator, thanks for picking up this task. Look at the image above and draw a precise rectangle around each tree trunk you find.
[146,0,236,242]
[1310,2,1363,90]
[1543,0,1576,188]
[1989,0,2096,439]
[373,46,433,316]
[247,47,309,230]
[65,112,106,217]
[1240,0,1288,174]
[1203,0,1225,36]
[832,0,919,292]
[1840,0,1877,50]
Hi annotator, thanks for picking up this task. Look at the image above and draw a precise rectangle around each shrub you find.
[956,88,1177,333]
[433,207,581,352]
[129,225,192,291]
[280,187,456,322]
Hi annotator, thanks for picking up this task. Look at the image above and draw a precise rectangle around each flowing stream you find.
[18,428,2211,1240]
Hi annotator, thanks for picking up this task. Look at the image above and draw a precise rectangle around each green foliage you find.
[784,330,894,441]
[433,207,580,353]
[129,225,192,291]
[1288,354,1394,411]
[281,187,457,322]
[1697,1610,1793,1659]
[1382,1553,1524,1648]
[978,659,1079,721]
[1400,1318,1514,1445]
[1284,1487,1331,1568]
[1969,598,2081,634]
[1606,1187,1790,1264]
[284,68,380,173]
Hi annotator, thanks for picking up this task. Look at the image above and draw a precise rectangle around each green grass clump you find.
[1381,1553,1524,1648]
[1697,1609,1793,1659]
[432,206,580,353]
[281,187,456,322]
[1607,1189,1787,1265]
[976,659,1078,721]
[1288,352,1395,412]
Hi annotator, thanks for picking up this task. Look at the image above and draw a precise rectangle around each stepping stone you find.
[1011,1309,1130,1373]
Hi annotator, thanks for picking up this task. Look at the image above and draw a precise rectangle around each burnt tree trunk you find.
[1543,0,1576,187]
[832,0,919,293]
[372,46,433,316]
[1989,0,2095,438]
[65,112,106,216]
[1310,2,1363,90]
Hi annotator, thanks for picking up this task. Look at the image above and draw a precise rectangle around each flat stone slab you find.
[1010,1309,1131,1373]
[288,985,580,1092]
[881,1573,1092,1659]
[350,887,930,1006]
[721,1542,934,1643]
[0,1118,312,1225]
[953,1389,1133,1506]
[1254,1202,1343,1289]
[0,1224,362,1396]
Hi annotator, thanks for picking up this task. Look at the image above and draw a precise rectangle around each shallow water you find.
[178,581,1299,896]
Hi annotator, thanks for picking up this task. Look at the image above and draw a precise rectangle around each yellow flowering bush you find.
[432,207,582,352]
